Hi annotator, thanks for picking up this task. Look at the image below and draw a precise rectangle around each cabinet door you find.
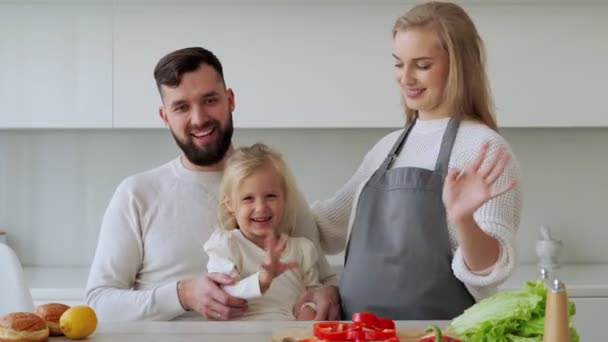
[113,4,403,128]
[114,3,608,129]
[570,297,607,341]
[0,4,112,128]
[470,5,608,127]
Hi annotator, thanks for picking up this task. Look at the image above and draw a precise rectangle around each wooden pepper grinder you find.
[544,278,570,342]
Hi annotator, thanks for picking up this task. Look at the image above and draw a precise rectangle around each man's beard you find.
[171,113,234,167]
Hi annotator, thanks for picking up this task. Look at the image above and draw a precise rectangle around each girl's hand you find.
[259,233,298,293]
[442,142,517,224]
[295,304,317,321]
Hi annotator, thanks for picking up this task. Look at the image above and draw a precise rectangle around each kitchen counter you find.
[47,320,448,342]
[24,266,88,304]
[24,263,608,304]
[23,264,606,341]
[498,263,608,297]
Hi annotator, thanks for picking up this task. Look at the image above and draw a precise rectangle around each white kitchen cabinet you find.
[113,3,608,128]
[112,4,403,128]
[570,297,606,341]
[1,2,606,128]
[470,5,608,127]
[0,3,112,128]
[497,264,608,340]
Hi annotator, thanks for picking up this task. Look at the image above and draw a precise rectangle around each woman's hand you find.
[259,233,298,293]
[294,285,341,320]
[442,142,517,224]
[295,304,317,321]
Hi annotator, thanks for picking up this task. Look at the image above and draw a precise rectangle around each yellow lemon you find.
[59,305,98,340]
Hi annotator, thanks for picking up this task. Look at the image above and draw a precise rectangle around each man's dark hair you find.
[153,47,224,94]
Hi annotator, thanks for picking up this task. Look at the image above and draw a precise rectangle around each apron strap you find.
[381,118,417,170]
[434,118,461,176]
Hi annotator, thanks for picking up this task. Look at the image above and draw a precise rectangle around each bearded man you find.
[85,47,339,322]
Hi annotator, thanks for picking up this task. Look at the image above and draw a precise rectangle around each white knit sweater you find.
[85,157,336,321]
[204,229,321,320]
[311,118,523,301]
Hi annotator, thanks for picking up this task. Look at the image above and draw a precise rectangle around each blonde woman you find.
[204,143,320,321]
[305,2,523,320]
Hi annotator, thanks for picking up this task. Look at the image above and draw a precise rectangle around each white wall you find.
[1,0,607,268]
[1,127,607,267]
[2,2,608,128]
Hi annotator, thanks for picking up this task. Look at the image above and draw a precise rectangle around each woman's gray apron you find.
[339,118,475,320]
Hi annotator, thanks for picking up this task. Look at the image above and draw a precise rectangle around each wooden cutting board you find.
[271,326,429,342]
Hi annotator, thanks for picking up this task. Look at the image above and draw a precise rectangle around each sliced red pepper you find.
[376,317,396,330]
[352,312,380,330]
[312,312,399,341]
[352,312,396,331]
[313,321,398,341]
[313,322,361,340]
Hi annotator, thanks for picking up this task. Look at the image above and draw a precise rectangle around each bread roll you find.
[34,303,70,336]
[0,312,49,342]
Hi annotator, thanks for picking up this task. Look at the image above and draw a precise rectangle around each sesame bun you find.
[34,303,70,336]
[0,312,49,342]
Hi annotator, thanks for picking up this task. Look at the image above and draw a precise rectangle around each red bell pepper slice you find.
[312,312,399,341]
[352,312,380,330]
[313,322,361,340]
[352,312,396,331]
[376,318,396,330]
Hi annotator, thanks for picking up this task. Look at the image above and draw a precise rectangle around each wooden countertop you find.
[47,320,448,342]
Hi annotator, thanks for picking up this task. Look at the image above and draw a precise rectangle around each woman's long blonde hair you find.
[393,1,498,131]
[217,143,298,234]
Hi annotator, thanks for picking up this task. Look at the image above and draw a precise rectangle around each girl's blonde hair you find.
[217,143,298,234]
[393,1,498,131]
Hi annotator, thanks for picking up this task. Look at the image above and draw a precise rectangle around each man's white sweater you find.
[85,157,336,321]
[312,118,523,301]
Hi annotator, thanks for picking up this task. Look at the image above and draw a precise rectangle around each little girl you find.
[204,143,320,321]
